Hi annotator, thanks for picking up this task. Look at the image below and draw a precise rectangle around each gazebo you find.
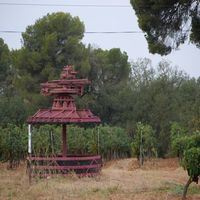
[27,65,102,178]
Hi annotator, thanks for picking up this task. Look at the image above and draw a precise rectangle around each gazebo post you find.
[27,124,32,184]
[28,124,32,154]
[62,124,67,157]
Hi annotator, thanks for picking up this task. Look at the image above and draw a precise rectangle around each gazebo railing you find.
[27,154,102,179]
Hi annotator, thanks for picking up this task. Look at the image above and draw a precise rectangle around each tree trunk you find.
[182,177,193,200]
[139,144,143,167]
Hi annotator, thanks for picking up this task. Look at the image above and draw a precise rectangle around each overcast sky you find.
[0,0,199,78]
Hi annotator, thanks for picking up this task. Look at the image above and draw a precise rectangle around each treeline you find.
[1,12,200,160]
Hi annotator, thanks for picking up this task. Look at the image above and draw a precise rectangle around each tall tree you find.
[13,12,88,109]
[130,59,187,156]
[0,38,11,95]
[130,0,200,55]
[177,78,200,131]
[0,97,28,126]
[81,47,132,125]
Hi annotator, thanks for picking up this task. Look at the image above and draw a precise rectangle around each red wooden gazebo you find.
[27,65,101,177]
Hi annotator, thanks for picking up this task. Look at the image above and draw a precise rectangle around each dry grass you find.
[0,159,199,200]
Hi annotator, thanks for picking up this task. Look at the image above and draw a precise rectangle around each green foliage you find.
[8,124,130,161]
[130,60,187,156]
[0,97,28,126]
[131,122,157,163]
[130,0,200,55]
[32,125,61,156]
[0,38,11,95]
[0,124,27,168]
[0,124,131,167]
[170,122,187,157]
[0,38,10,77]
[97,125,131,160]
[170,122,187,141]
[1,9,200,161]
[68,125,131,160]
[68,126,88,154]
[13,12,87,107]
[171,130,200,199]
[183,147,200,183]
[191,14,200,48]
[83,47,131,125]
[171,132,200,159]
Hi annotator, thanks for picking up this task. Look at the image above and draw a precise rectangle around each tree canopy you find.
[130,0,200,55]
[84,47,131,125]
[0,38,11,95]
[171,131,200,200]
[13,12,88,108]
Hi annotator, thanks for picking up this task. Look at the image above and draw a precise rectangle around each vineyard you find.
[0,124,199,199]
[0,124,131,168]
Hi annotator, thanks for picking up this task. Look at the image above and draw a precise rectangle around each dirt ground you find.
[0,158,199,200]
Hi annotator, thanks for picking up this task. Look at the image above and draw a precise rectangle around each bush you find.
[0,124,27,168]
[171,131,200,200]
[171,132,200,159]
[183,147,200,183]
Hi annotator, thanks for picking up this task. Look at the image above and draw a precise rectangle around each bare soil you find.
[0,158,199,200]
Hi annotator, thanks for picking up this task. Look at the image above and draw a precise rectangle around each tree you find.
[130,59,187,156]
[131,58,155,88]
[78,47,132,125]
[171,132,200,200]
[170,122,187,157]
[182,147,200,200]
[131,122,157,166]
[13,12,88,108]
[130,0,200,55]
[0,124,27,168]
[0,38,11,95]
[0,97,28,126]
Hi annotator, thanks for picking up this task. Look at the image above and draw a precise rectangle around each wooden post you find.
[28,124,32,154]
[62,124,67,157]
[139,130,143,167]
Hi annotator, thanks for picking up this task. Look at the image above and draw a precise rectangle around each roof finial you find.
[60,65,78,79]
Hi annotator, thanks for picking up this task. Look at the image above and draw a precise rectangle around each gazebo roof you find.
[27,109,101,124]
[26,65,101,124]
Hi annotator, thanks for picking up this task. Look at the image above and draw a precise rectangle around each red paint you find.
[29,155,101,161]
[32,172,100,178]
[34,164,101,170]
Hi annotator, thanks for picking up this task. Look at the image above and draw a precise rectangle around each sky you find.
[0,0,199,78]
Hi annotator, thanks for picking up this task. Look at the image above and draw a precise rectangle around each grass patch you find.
[163,182,200,196]
[90,184,121,199]
[106,185,120,194]
[188,185,200,195]
[0,159,199,200]
[169,184,183,195]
